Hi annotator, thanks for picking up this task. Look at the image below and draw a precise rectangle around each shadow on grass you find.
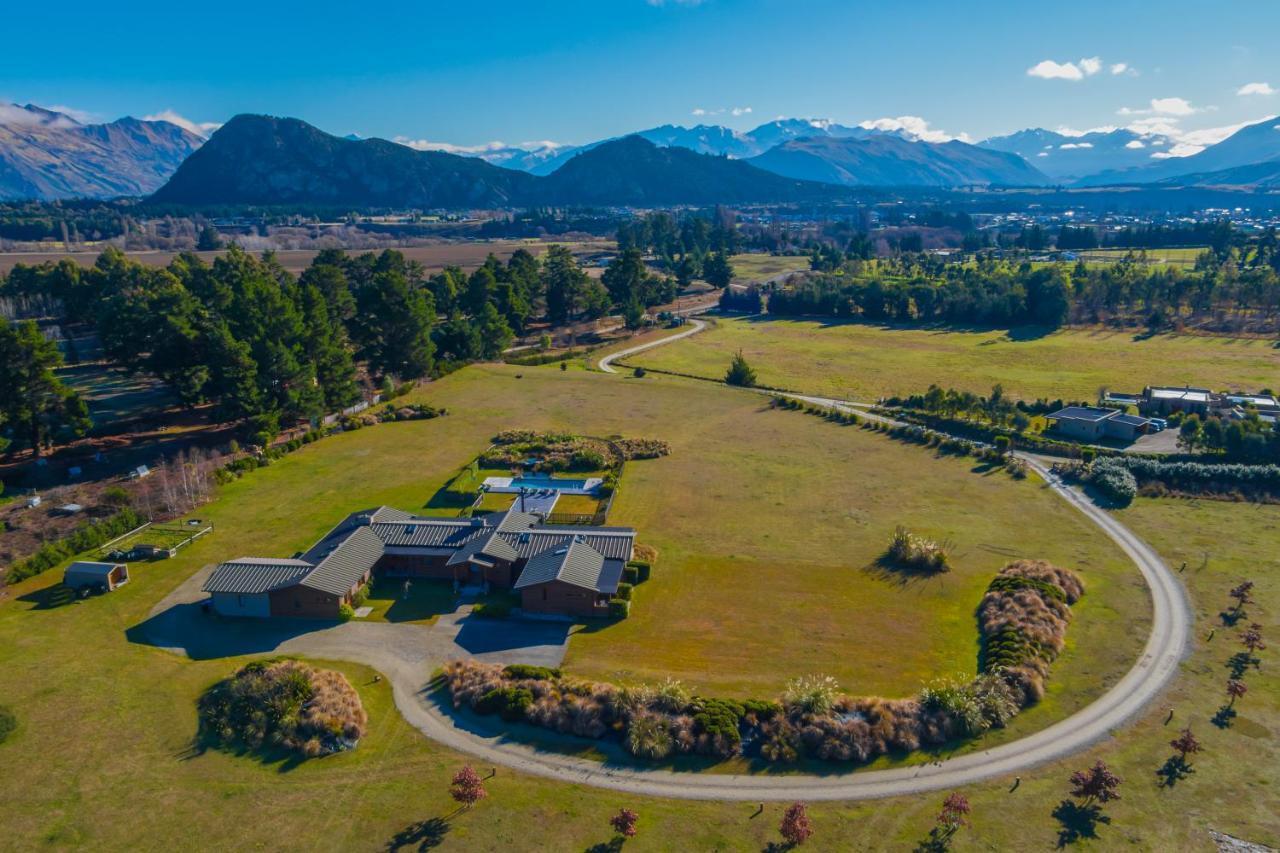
[364,578,458,623]
[16,584,78,610]
[386,816,451,851]
[583,840,625,853]
[1226,652,1258,679]
[1211,705,1237,729]
[1052,800,1109,847]
[738,313,1058,342]
[861,554,952,589]
[1156,755,1194,788]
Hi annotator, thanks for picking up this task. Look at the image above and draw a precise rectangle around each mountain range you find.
[6,101,1280,205]
[149,115,839,208]
[978,127,1178,181]
[0,103,204,200]
[748,135,1047,187]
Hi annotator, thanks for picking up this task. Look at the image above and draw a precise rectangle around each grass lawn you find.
[629,314,1280,403]
[358,576,459,624]
[727,253,811,284]
[0,362,1272,849]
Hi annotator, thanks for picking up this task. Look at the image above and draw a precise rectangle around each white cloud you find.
[1110,63,1129,75]
[1132,117,1258,158]
[858,115,971,143]
[692,105,751,118]
[1237,82,1275,96]
[1125,139,1145,149]
[47,104,99,124]
[394,136,510,154]
[1059,142,1094,149]
[1118,97,1201,118]
[1037,152,1049,157]
[1027,56,1112,81]
[1055,124,1118,137]
[1027,59,1084,81]
[0,102,91,128]
[143,109,222,137]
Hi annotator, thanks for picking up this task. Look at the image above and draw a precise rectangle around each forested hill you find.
[536,136,840,205]
[149,116,846,208]
[149,115,539,208]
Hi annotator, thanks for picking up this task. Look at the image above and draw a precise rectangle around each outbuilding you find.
[63,561,130,592]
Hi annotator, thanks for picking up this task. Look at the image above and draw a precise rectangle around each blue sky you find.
[4,0,1279,156]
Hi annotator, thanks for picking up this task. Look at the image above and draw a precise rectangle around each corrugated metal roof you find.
[203,559,313,595]
[515,540,618,592]
[301,526,384,596]
[371,519,482,548]
[446,529,520,566]
[498,529,635,561]
[65,561,123,576]
[1048,406,1116,423]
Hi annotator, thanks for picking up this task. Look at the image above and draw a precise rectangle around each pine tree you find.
[724,350,757,387]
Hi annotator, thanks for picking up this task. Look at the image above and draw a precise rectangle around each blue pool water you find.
[510,476,591,491]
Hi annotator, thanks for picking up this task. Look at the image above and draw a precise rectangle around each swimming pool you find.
[481,474,603,495]
[509,475,590,491]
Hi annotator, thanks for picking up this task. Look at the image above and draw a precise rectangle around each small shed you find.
[64,561,130,592]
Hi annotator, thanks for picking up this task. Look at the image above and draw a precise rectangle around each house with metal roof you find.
[1139,386,1219,416]
[1046,405,1151,443]
[202,506,635,619]
[513,537,623,618]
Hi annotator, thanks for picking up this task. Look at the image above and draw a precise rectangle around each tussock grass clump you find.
[198,660,367,758]
[979,560,1084,704]
[886,525,951,573]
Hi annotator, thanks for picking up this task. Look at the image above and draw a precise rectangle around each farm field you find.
[0,238,609,276]
[727,252,810,283]
[0,362,1273,849]
[628,315,1280,402]
[1076,246,1207,269]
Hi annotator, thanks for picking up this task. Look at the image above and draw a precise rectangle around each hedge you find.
[609,598,631,619]
[626,560,651,582]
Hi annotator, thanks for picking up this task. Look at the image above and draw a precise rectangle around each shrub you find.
[784,674,840,716]
[0,705,16,744]
[885,525,950,573]
[198,660,367,757]
[691,698,744,757]
[633,366,646,378]
[627,560,651,582]
[476,686,534,721]
[609,598,630,619]
[101,486,131,506]
[724,350,757,387]
[1088,458,1138,506]
[625,713,674,759]
[615,582,634,601]
[622,565,640,585]
[338,603,355,621]
[503,664,562,681]
[1006,457,1029,479]
[350,583,370,608]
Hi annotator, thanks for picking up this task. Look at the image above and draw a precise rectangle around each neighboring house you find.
[64,561,129,592]
[203,506,636,619]
[1139,386,1217,416]
[1046,405,1151,443]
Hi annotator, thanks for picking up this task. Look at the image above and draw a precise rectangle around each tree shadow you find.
[1052,800,1108,847]
[912,826,956,852]
[583,839,625,853]
[1156,755,1194,788]
[1219,609,1244,628]
[861,554,950,589]
[385,816,451,851]
[1226,652,1258,679]
[1211,705,1237,729]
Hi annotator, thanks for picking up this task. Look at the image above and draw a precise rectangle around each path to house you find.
[597,316,708,374]
[142,323,1192,800]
